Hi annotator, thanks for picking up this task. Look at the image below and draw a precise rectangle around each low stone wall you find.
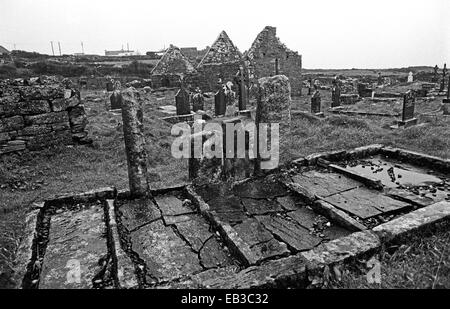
[0,77,90,155]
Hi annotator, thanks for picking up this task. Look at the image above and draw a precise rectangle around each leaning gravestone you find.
[215,88,227,116]
[175,88,191,115]
[398,91,418,127]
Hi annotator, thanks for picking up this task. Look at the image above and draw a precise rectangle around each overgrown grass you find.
[0,86,449,288]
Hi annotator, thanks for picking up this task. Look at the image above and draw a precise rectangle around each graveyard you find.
[1,12,450,289]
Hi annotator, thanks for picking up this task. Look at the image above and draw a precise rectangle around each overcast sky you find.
[1,0,448,68]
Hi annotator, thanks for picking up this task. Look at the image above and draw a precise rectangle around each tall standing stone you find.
[256,75,291,171]
[275,58,280,75]
[110,91,123,110]
[311,90,322,114]
[215,87,227,116]
[175,88,191,115]
[441,63,447,92]
[121,88,150,197]
[235,67,248,111]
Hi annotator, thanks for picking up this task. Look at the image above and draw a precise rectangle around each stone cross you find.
[121,88,151,197]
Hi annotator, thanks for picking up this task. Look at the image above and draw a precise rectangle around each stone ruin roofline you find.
[150,44,197,75]
[245,26,299,61]
[197,30,242,68]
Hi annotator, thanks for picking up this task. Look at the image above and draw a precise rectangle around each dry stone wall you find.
[0,77,90,155]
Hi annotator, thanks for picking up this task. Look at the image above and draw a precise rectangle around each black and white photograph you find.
[0,0,449,295]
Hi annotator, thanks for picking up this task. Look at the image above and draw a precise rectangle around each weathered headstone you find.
[110,91,123,110]
[398,91,417,127]
[311,90,322,115]
[331,78,341,108]
[175,88,191,115]
[256,75,291,171]
[192,91,205,112]
[440,63,447,92]
[214,87,227,116]
[432,65,439,83]
[121,88,150,197]
[377,72,383,85]
[275,58,280,75]
[308,78,313,95]
[236,67,249,111]
[443,75,450,115]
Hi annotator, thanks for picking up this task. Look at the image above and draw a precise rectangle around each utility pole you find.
[58,42,62,56]
[50,41,55,56]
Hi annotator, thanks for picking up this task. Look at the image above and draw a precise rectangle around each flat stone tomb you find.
[195,180,352,265]
[287,170,412,220]
[38,203,110,289]
[118,192,236,284]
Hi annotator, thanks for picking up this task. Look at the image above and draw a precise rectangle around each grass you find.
[0,85,449,289]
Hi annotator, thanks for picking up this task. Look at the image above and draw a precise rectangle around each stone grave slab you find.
[117,198,161,231]
[290,171,362,198]
[130,220,202,282]
[323,187,411,219]
[233,219,289,263]
[154,194,196,218]
[287,207,318,230]
[256,215,322,252]
[322,225,352,240]
[276,195,304,211]
[241,198,284,215]
[207,196,248,225]
[39,205,108,289]
[233,179,288,199]
[199,237,234,269]
[174,215,213,251]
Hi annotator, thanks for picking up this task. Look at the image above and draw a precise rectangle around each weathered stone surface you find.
[24,112,69,125]
[0,116,24,132]
[199,237,233,269]
[311,200,367,232]
[19,125,52,136]
[17,100,51,115]
[289,171,361,199]
[241,198,283,215]
[386,188,435,207]
[130,220,202,282]
[13,209,40,288]
[154,195,195,217]
[174,215,213,251]
[121,88,150,197]
[372,201,450,243]
[233,179,288,199]
[232,218,289,264]
[198,31,241,66]
[301,230,381,266]
[39,205,108,289]
[323,187,411,219]
[276,195,303,211]
[323,225,352,240]
[117,198,161,231]
[106,200,138,288]
[256,215,321,251]
[194,254,308,289]
[287,207,319,230]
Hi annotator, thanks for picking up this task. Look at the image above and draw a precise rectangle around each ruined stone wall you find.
[247,26,302,96]
[185,62,241,92]
[0,77,90,155]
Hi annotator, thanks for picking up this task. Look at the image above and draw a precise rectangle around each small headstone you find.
[311,90,322,114]
[377,72,383,85]
[192,89,205,112]
[331,77,341,108]
[235,67,249,111]
[110,91,123,110]
[214,87,227,116]
[407,72,414,83]
[175,88,191,115]
[396,91,418,128]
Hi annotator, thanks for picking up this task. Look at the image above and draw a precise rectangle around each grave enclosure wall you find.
[0,78,90,155]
